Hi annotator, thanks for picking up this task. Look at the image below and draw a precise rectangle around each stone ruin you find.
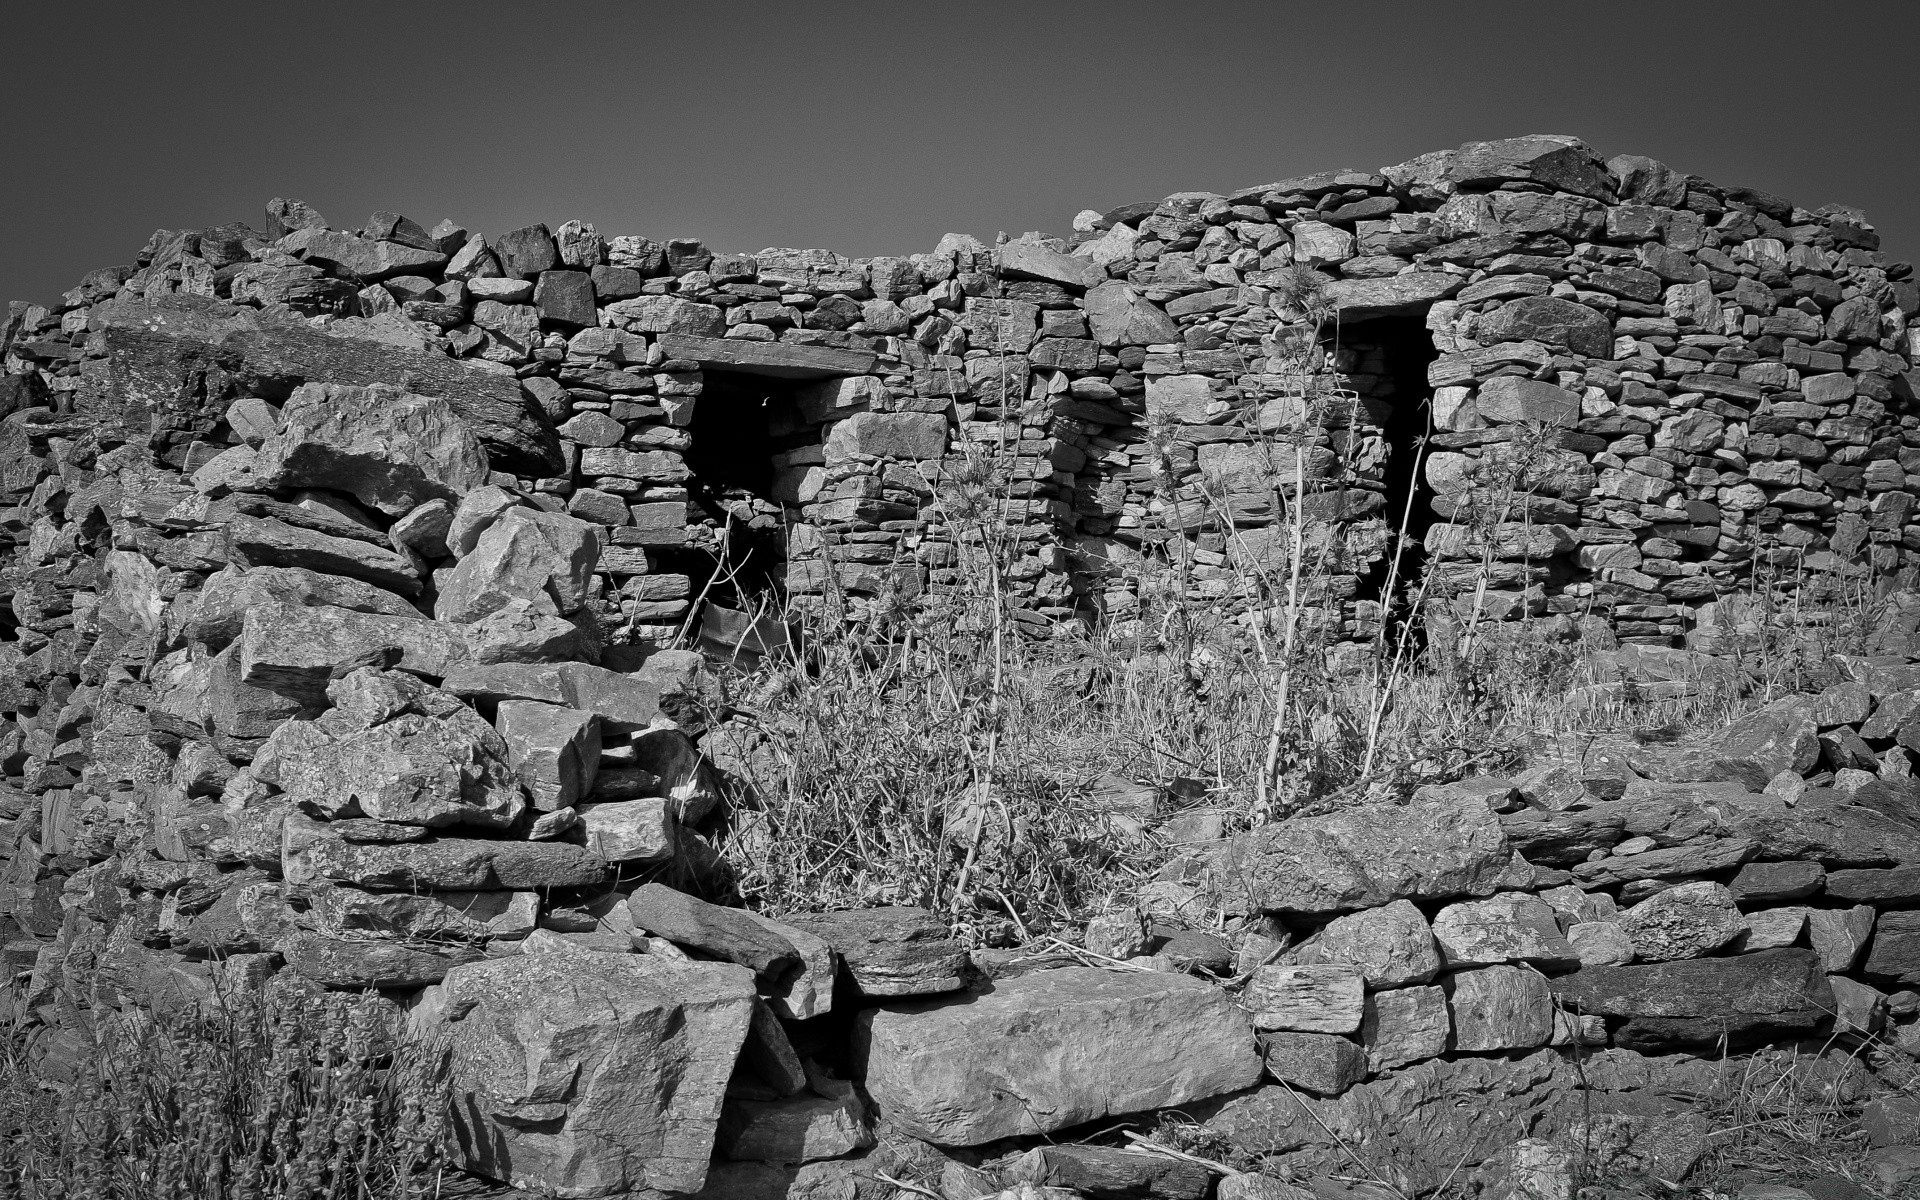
[3,134,1920,1196]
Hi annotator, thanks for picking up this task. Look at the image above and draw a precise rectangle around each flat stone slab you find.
[283,812,613,891]
[1549,948,1834,1050]
[857,966,1261,1145]
[784,907,967,998]
[657,334,877,378]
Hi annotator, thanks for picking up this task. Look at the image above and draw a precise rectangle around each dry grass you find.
[0,983,451,1200]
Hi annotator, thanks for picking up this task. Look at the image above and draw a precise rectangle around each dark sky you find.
[6,1,1918,307]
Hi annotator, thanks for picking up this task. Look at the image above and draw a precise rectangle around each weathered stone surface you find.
[1572,837,1756,886]
[280,930,480,988]
[1280,899,1440,988]
[1450,135,1615,202]
[226,513,421,596]
[86,295,560,473]
[1569,921,1635,967]
[1863,910,1920,982]
[823,411,948,462]
[1730,860,1825,903]
[1359,984,1450,1071]
[1431,894,1577,968]
[1085,282,1180,347]
[1007,1144,1212,1200]
[283,811,612,890]
[1244,965,1365,1033]
[1258,1031,1367,1097]
[572,799,675,863]
[1620,881,1744,962]
[390,498,453,560]
[187,565,423,651]
[857,966,1261,1145]
[494,700,599,811]
[627,883,800,988]
[435,953,755,1198]
[1825,866,1920,904]
[1725,795,1920,866]
[1215,796,1513,915]
[443,660,665,731]
[279,227,447,280]
[1550,949,1835,1049]
[1475,376,1580,428]
[1474,296,1614,358]
[786,907,967,998]
[657,333,876,378]
[436,506,603,623]
[996,241,1105,291]
[734,909,835,1021]
[256,668,525,828]
[1323,272,1459,319]
[308,885,537,942]
[248,382,490,516]
[1806,905,1874,973]
[236,602,479,703]
[715,1091,874,1164]
[1446,965,1554,1052]
[1500,807,1626,865]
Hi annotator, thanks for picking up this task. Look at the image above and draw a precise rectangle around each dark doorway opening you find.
[674,369,800,605]
[1345,314,1439,603]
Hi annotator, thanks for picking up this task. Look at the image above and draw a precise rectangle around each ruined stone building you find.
[6,133,1914,661]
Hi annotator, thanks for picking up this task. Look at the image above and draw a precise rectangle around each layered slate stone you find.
[247,381,491,515]
[857,967,1261,1145]
[784,907,967,998]
[283,811,612,890]
[1214,795,1514,915]
[436,954,757,1198]
[657,334,877,378]
[1550,948,1835,1049]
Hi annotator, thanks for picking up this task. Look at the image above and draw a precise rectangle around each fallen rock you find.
[786,907,967,998]
[857,966,1261,1145]
[1215,796,1513,915]
[436,953,756,1197]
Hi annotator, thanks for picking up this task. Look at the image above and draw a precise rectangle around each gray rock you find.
[436,506,602,623]
[1280,899,1440,989]
[573,799,676,863]
[857,966,1261,1145]
[1550,948,1835,1050]
[1474,296,1614,358]
[1244,964,1366,1033]
[1445,965,1554,1052]
[1730,860,1825,903]
[307,884,537,942]
[1474,377,1580,427]
[1568,921,1635,967]
[734,908,835,1021]
[786,907,967,998]
[823,411,948,461]
[627,883,800,988]
[493,224,560,278]
[1007,1144,1212,1199]
[1216,795,1514,915]
[1084,282,1181,347]
[283,811,613,891]
[494,700,599,811]
[1572,837,1756,887]
[716,1090,874,1164]
[995,241,1106,291]
[248,382,490,516]
[390,499,453,560]
[444,659,665,732]
[1726,795,1920,866]
[226,513,421,596]
[655,333,877,378]
[1322,272,1461,320]
[1359,984,1450,1071]
[1259,1031,1367,1097]
[447,485,522,558]
[1432,894,1578,969]
[1830,976,1886,1037]
[187,564,422,651]
[279,930,480,988]
[1737,907,1808,951]
[1620,881,1744,962]
[434,953,756,1197]
[237,601,473,704]
[1826,866,1920,903]
[1450,135,1615,202]
[1807,905,1875,973]
[255,668,525,828]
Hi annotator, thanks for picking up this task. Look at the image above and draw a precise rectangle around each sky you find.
[5,1,1919,307]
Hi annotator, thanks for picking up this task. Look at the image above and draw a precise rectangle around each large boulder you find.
[434,954,756,1198]
[254,668,525,829]
[248,381,491,515]
[1214,796,1514,916]
[857,967,1261,1145]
